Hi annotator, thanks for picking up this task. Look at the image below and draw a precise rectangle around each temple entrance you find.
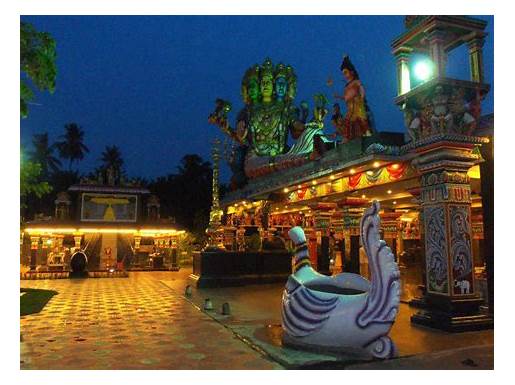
[70,251,88,276]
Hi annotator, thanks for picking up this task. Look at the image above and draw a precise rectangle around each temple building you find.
[210,15,493,331]
[20,168,186,273]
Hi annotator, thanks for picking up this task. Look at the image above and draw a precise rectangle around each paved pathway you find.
[20,272,282,370]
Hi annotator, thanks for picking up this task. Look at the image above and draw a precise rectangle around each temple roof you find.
[68,184,150,195]
[221,133,408,206]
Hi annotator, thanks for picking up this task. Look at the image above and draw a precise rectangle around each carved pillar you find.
[338,198,367,274]
[309,203,336,275]
[331,212,344,273]
[29,236,39,270]
[410,138,493,331]
[467,35,485,83]
[479,138,494,314]
[73,235,82,250]
[380,211,402,261]
[394,47,412,95]
[427,29,447,78]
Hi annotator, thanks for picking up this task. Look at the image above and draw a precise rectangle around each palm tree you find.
[56,123,89,170]
[28,133,61,176]
[100,145,124,183]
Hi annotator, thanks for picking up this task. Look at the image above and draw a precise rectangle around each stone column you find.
[331,211,344,273]
[29,236,39,271]
[427,29,447,78]
[380,211,402,260]
[467,35,485,83]
[479,138,494,314]
[394,47,412,95]
[73,235,82,250]
[410,138,493,331]
[310,203,336,275]
[338,199,366,275]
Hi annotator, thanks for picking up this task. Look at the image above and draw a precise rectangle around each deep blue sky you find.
[20,16,494,183]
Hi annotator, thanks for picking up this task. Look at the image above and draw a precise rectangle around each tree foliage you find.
[20,21,57,118]
[20,159,51,208]
[55,123,89,170]
[29,132,61,176]
[149,154,213,236]
[100,145,124,173]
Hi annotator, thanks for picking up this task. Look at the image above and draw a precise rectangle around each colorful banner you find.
[287,162,412,203]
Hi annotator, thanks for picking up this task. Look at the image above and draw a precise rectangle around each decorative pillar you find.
[394,47,412,95]
[204,139,225,251]
[338,198,367,275]
[331,211,344,273]
[73,235,82,250]
[134,235,141,250]
[467,35,485,83]
[479,137,494,315]
[309,203,336,275]
[29,236,39,270]
[427,29,447,78]
[380,211,402,260]
[410,138,493,331]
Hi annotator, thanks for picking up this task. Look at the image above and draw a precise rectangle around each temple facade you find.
[21,172,186,274]
[212,16,493,331]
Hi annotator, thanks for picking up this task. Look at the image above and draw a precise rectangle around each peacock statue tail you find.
[357,201,401,328]
[281,200,401,359]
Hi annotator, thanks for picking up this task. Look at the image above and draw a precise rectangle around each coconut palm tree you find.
[56,123,89,170]
[100,145,124,184]
[28,132,61,176]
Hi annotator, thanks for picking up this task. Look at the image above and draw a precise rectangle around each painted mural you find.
[424,205,449,294]
[450,205,474,295]
[81,193,137,222]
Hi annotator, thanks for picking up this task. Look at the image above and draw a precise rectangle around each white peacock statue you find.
[281,201,400,359]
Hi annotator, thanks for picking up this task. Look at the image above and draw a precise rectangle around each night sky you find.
[20,15,494,183]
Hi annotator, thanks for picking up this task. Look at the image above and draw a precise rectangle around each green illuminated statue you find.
[209,58,331,182]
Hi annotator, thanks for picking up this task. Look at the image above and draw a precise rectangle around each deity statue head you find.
[241,65,261,105]
[340,55,360,82]
[286,65,297,101]
[274,63,289,102]
[260,58,274,103]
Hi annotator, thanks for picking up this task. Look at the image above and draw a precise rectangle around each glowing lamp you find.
[414,60,433,81]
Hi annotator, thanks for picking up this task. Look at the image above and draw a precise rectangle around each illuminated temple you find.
[205,15,493,331]
[20,172,185,274]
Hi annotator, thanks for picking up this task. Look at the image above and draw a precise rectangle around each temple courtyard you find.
[20,270,493,370]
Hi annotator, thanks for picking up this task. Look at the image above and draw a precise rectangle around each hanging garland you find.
[287,162,411,203]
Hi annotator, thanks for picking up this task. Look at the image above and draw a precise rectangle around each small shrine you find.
[21,167,186,275]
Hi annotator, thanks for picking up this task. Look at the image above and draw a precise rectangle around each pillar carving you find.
[467,35,485,83]
[410,138,493,331]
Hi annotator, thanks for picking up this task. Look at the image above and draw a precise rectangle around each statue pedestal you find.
[189,250,291,288]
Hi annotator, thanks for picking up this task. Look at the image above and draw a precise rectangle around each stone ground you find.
[21,269,493,370]
[162,268,494,369]
[20,271,281,370]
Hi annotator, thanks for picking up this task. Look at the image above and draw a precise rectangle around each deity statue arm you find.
[208,100,248,145]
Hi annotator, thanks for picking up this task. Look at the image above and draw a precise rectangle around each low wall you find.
[190,250,292,288]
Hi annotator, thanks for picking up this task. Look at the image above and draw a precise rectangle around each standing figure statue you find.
[333,55,375,142]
